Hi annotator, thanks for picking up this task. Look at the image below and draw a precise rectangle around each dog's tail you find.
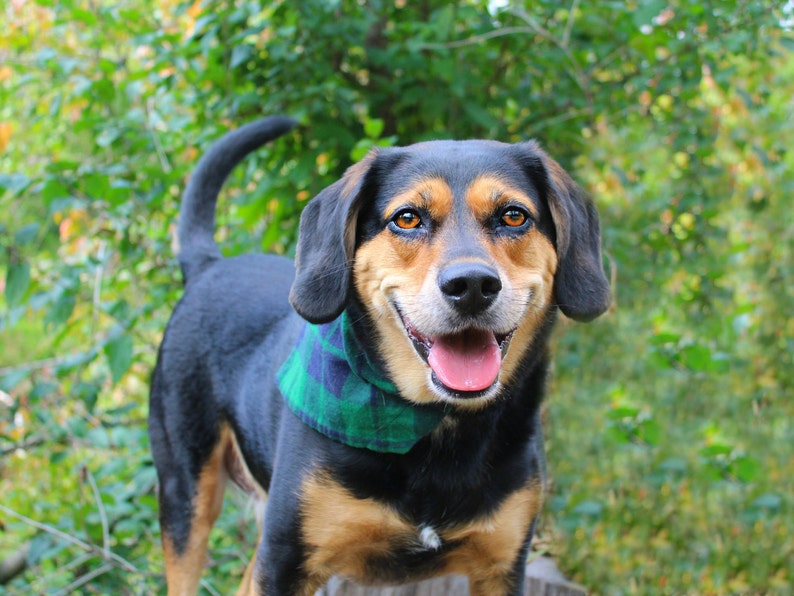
[177,116,297,282]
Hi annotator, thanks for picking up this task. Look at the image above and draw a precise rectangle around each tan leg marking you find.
[162,426,231,596]
[300,472,415,585]
[441,480,544,595]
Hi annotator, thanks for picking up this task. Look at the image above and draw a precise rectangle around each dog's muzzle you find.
[399,304,514,397]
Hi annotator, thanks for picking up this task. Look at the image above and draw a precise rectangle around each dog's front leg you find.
[465,516,536,596]
[240,517,329,596]
[244,533,328,596]
[467,557,529,596]
[244,467,330,596]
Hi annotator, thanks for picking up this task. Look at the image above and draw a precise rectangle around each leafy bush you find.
[1,1,791,593]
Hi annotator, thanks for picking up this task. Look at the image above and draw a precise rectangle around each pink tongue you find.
[427,330,501,392]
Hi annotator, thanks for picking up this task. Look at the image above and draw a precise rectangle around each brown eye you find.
[394,209,422,230]
[501,208,527,227]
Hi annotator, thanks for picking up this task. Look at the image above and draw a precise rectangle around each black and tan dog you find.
[148,116,610,595]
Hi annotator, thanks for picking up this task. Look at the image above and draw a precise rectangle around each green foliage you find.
[1,0,792,593]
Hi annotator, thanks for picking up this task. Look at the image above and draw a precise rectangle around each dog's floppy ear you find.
[537,150,611,322]
[289,153,377,324]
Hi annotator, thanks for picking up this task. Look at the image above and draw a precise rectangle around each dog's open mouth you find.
[400,313,514,397]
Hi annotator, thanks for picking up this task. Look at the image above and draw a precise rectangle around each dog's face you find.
[351,144,560,407]
[290,140,610,408]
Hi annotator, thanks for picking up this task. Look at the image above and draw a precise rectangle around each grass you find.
[546,315,792,594]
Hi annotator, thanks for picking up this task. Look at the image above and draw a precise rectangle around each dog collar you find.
[277,311,447,454]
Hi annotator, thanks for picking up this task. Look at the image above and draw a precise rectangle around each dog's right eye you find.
[392,209,423,230]
[500,208,527,227]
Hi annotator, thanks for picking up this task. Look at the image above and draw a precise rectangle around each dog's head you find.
[290,140,610,407]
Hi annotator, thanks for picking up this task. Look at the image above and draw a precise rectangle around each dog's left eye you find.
[500,207,529,228]
[392,209,423,230]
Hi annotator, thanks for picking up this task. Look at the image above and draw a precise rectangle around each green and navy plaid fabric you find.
[277,311,447,454]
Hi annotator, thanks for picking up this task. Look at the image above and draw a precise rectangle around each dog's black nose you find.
[438,262,502,315]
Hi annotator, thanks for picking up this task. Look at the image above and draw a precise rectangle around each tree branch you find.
[84,466,110,555]
[52,562,113,596]
[415,26,538,50]
[0,504,139,574]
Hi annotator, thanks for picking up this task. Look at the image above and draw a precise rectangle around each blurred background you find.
[1,1,791,593]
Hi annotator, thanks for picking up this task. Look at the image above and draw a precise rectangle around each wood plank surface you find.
[315,557,587,595]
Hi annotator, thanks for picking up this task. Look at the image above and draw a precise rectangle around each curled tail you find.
[177,115,296,283]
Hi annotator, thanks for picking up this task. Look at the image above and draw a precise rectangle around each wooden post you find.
[315,557,586,595]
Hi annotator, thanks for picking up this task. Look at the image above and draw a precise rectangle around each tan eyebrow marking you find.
[466,175,538,220]
[383,178,454,222]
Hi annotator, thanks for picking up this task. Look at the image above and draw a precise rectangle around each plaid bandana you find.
[277,311,447,454]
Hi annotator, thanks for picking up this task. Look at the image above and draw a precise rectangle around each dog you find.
[148,115,610,595]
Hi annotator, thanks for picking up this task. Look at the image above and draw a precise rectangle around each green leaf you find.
[608,405,640,419]
[30,382,58,400]
[638,418,662,446]
[195,13,217,32]
[363,118,385,139]
[650,332,680,345]
[96,127,122,148]
[104,334,133,384]
[83,172,110,198]
[40,178,70,204]
[751,493,782,511]
[701,443,733,457]
[350,138,375,162]
[1,369,29,392]
[44,291,76,328]
[678,344,712,372]
[71,7,98,26]
[604,425,632,445]
[0,173,31,195]
[780,37,794,52]
[572,499,604,517]
[230,44,253,68]
[55,350,97,375]
[657,457,687,475]
[731,456,760,483]
[26,535,55,566]
[14,223,40,245]
[463,102,497,129]
[5,263,31,306]
[50,449,69,464]
[75,381,101,411]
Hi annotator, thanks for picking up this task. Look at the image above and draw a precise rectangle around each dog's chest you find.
[299,471,542,584]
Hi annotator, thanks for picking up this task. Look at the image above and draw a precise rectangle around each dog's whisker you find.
[299,260,353,282]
